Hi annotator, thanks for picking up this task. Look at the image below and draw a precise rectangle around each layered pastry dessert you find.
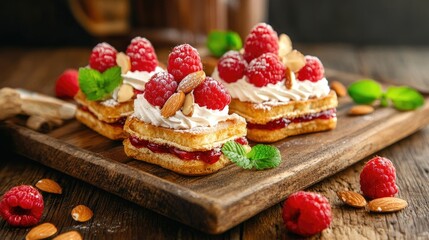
[212,23,337,142]
[123,44,248,175]
[75,37,162,140]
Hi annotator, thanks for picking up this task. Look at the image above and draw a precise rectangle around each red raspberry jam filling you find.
[129,136,248,164]
[247,108,336,130]
[79,106,127,127]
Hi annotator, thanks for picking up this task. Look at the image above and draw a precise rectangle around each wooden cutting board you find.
[1,70,428,234]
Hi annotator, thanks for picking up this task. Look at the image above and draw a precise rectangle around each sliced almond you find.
[71,205,93,222]
[182,92,194,116]
[348,105,374,116]
[35,179,62,194]
[330,81,347,97]
[337,191,367,208]
[117,83,134,103]
[284,68,295,90]
[285,50,306,72]
[278,33,292,58]
[52,231,82,240]
[116,52,131,74]
[161,92,185,118]
[177,71,206,93]
[26,222,57,240]
[368,197,408,213]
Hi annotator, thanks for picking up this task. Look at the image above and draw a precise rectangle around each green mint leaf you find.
[247,144,281,170]
[102,66,122,93]
[347,79,383,104]
[221,141,253,169]
[207,31,228,57]
[207,31,243,57]
[226,32,242,50]
[380,94,389,107]
[385,86,425,110]
[78,67,122,101]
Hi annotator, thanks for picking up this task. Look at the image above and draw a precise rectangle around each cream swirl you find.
[122,66,164,90]
[133,94,239,129]
[212,68,330,104]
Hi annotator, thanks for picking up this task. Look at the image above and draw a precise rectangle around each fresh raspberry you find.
[89,42,117,72]
[0,185,44,227]
[126,37,158,72]
[144,72,177,107]
[55,69,79,98]
[245,53,285,87]
[217,51,247,83]
[193,77,230,110]
[296,55,325,82]
[243,23,279,62]
[360,156,398,199]
[282,191,332,236]
[167,44,203,82]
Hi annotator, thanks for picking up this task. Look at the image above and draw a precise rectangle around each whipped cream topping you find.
[133,94,239,129]
[212,68,330,105]
[122,66,164,90]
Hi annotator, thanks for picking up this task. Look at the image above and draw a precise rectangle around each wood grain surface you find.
[1,45,429,239]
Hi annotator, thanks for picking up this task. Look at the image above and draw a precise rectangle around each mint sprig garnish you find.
[221,141,281,170]
[347,79,425,110]
[207,31,242,57]
[78,66,122,101]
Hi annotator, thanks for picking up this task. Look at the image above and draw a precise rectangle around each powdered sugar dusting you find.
[101,98,119,107]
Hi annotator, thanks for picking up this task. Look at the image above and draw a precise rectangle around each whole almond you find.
[285,50,306,72]
[161,92,186,118]
[368,197,408,213]
[35,179,62,194]
[26,222,57,240]
[71,205,93,222]
[117,83,134,103]
[348,105,374,115]
[182,92,194,116]
[337,191,367,208]
[52,231,82,240]
[330,81,347,97]
[177,71,206,93]
[284,68,295,90]
[116,52,131,74]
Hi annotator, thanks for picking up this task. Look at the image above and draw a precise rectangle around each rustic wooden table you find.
[0,45,429,239]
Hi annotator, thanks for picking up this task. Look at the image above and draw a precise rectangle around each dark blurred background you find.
[1,0,429,49]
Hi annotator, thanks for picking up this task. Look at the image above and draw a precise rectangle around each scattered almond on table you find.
[25,222,57,240]
[71,205,93,222]
[348,105,374,115]
[368,197,408,213]
[52,230,83,240]
[330,80,347,97]
[35,179,62,194]
[336,191,367,208]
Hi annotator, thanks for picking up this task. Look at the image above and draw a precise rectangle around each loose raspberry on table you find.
[144,72,177,107]
[360,156,398,199]
[217,51,247,83]
[243,23,279,63]
[282,191,332,236]
[167,44,203,82]
[295,55,325,82]
[193,77,231,110]
[0,185,44,227]
[89,42,117,72]
[55,69,79,98]
[126,37,158,72]
[245,53,285,87]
